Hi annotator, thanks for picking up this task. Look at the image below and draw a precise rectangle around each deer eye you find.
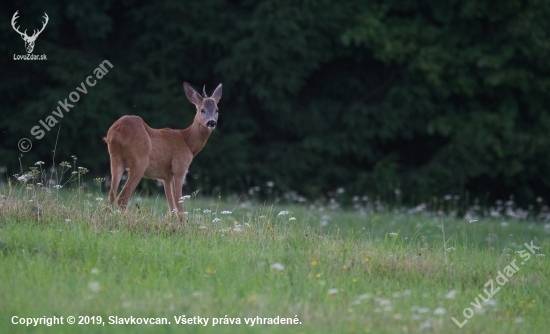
[215,109,219,114]
[200,109,205,114]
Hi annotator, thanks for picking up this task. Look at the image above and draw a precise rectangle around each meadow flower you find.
[88,281,100,293]
[270,262,285,271]
[469,220,478,223]
[433,307,446,315]
[446,247,456,252]
[221,211,232,214]
[328,288,339,295]
[54,185,63,189]
[203,209,211,214]
[289,217,296,221]
[212,218,221,223]
[277,211,289,216]
[17,175,29,182]
[65,219,71,223]
[199,225,207,229]
[96,198,103,201]
[419,320,432,330]
[178,195,191,203]
[445,290,457,299]
[389,232,398,236]
[35,161,45,165]
[91,268,99,275]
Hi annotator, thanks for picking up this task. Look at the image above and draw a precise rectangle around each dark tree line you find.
[1,0,550,205]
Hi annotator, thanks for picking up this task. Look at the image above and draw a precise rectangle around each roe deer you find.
[104,82,222,219]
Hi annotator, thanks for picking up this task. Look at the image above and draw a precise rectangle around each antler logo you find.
[11,10,49,54]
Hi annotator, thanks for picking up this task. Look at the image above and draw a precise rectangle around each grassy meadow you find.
[0,177,549,333]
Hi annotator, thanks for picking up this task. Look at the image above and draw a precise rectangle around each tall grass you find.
[0,179,548,333]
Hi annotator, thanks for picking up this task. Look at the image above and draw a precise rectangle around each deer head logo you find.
[11,11,49,54]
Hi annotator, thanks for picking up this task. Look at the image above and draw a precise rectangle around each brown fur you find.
[104,82,222,220]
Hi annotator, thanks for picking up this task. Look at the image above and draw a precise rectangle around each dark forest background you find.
[1,0,550,205]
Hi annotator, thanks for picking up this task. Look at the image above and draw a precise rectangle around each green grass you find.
[0,186,548,333]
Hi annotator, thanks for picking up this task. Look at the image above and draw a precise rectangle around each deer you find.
[11,11,49,54]
[104,82,222,221]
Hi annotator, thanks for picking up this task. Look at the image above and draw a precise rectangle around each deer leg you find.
[108,155,124,207]
[117,164,146,210]
[173,175,186,222]
[162,179,177,213]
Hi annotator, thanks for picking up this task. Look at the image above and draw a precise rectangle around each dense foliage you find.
[1,0,549,204]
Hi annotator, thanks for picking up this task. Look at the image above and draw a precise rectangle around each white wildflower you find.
[221,211,232,214]
[54,185,63,189]
[469,220,478,223]
[203,209,211,214]
[328,288,339,295]
[446,247,456,252]
[17,175,29,182]
[35,161,45,165]
[277,211,289,216]
[270,262,285,271]
[65,219,71,223]
[96,198,103,201]
[88,281,100,293]
[389,232,398,236]
[289,217,296,221]
[91,268,99,275]
[445,290,457,299]
[212,218,221,223]
[434,307,446,315]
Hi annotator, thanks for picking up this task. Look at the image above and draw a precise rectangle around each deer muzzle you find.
[206,120,217,129]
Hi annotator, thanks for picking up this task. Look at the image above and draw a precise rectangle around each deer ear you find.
[184,82,203,106]
[211,83,222,104]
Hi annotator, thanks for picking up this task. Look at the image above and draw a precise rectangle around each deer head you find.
[184,82,222,130]
[11,11,49,54]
